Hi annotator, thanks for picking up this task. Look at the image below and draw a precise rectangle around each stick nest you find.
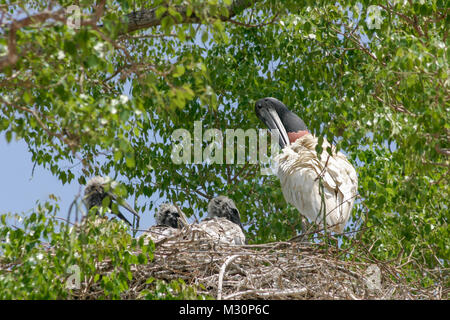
[76,227,446,300]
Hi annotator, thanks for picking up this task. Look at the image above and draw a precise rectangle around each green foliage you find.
[1,0,448,296]
[140,278,211,300]
[0,200,154,299]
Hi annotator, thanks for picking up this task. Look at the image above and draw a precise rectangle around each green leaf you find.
[155,6,167,19]
[125,154,135,168]
[173,65,185,78]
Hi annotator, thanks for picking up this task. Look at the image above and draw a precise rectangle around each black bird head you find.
[155,203,181,228]
[207,196,244,231]
[255,97,308,149]
[83,176,139,226]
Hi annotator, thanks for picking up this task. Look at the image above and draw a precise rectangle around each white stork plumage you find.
[83,176,140,226]
[255,97,358,233]
[191,196,246,245]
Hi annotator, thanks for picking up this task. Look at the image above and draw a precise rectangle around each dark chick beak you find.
[256,103,290,149]
[238,221,245,234]
[235,221,247,244]
[115,211,132,226]
[230,208,245,233]
[107,192,140,226]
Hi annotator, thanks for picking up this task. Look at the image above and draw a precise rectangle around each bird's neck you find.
[287,130,309,143]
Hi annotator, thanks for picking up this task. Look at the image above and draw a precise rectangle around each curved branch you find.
[0,8,66,70]
[217,254,240,300]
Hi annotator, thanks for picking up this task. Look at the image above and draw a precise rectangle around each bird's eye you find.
[257,104,262,109]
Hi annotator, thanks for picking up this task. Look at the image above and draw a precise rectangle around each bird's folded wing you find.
[143,226,180,244]
[275,134,358,233]
[191,218,246,245]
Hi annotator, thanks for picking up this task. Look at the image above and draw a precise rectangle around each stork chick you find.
[155,203,182,228]
[143,203,183,244]
[193,196,246,245]
[83,176,139,226]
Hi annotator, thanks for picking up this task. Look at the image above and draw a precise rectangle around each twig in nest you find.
[217,255,240,300]
[224,288,308,300]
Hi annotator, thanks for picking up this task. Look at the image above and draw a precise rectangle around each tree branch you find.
[1,1,261,71]
[123,0,260,33]
[1,97,79,153]
[0,8,66,70]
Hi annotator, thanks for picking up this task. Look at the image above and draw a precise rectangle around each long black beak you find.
[107,192,140,226]
[256,105,290,149]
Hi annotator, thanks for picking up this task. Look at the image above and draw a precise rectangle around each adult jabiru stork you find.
[191,196,246,245]
[255,97,358,233]
[83,176,139,226]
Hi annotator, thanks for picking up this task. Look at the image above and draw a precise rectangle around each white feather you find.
[191,217,246,245]
[275,133,358,233]
[142,225,180,245]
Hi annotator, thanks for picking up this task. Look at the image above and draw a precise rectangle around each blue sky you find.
[0,134,78,214]
[0,133,158,232]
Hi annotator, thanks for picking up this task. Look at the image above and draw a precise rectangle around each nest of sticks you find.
[74,226,445,300]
